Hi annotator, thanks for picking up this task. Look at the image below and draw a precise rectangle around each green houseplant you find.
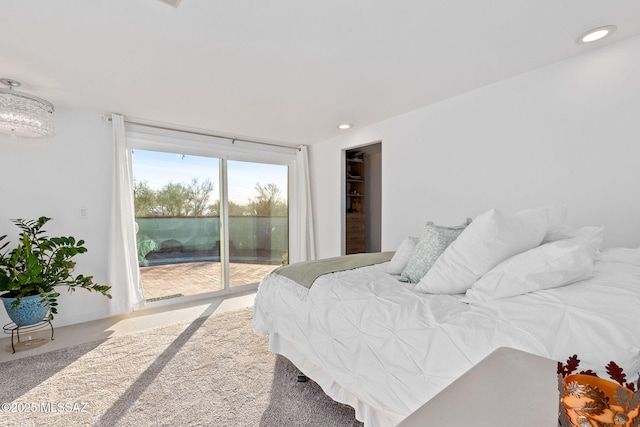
[0,216,111,326]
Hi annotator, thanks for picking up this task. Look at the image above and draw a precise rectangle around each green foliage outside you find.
[134,178,287,218]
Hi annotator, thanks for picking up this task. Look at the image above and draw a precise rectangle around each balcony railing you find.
[136,216,288,266]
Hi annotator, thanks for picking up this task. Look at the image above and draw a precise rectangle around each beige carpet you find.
[0,308,362,426]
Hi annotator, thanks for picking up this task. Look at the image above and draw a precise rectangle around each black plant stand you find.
[3,319,54,354]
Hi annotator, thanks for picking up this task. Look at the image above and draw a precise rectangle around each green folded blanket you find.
[272,251,394,289]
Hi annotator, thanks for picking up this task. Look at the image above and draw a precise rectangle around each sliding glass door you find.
[132,149,288,302]
[227,160,288,287]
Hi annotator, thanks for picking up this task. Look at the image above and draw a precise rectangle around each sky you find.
[132,149,288,205]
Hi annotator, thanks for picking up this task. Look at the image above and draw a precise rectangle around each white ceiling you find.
[2,1,640,145]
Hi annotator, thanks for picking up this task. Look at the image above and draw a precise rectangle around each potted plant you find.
[0,216,111,326]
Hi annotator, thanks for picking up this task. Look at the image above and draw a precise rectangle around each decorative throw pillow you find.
[387,236,419,275]
[400,219,472,283]
[415,207,554,294]
[463,235,601,302]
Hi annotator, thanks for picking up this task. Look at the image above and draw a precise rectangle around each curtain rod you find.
[105,115,300,151]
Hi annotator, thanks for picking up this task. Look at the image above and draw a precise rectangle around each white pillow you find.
[415,207,553,294]
[543,225,603,244]
[387,236,419,275]
[543,204,567,238]
[399,219,471,283]
[463,235,601,302]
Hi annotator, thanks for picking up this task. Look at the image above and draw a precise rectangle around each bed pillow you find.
[415,207,554,294]
[463,235,601,302]
[543,225,604,244]
[386,236,419,275]
[543,204,567,240]
[400,219,472,283]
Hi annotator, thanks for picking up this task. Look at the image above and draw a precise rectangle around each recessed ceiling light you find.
[338,123,352,130]
[576,25,617,44]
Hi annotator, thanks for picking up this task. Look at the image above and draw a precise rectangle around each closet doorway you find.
[344,142,382,254]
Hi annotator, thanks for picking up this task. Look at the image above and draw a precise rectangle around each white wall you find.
[0,109,114,327]
[3,35,640,327]
[310,35,640,258]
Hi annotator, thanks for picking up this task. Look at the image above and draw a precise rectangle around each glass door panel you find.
[227,160,289,287]
[132,150,222,302]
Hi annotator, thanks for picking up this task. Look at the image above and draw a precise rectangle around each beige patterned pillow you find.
[400,218,472,283]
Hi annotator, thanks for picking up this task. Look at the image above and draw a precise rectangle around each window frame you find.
[127,126,297,301]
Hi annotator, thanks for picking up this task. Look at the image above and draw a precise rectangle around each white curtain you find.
[292,145,316,262]
[107,114,145,314]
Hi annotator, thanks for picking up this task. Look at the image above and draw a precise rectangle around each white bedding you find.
[252,248,640,427]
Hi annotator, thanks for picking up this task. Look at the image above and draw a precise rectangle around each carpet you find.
[0,307,363,426]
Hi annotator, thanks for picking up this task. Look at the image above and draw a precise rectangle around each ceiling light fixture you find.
[338,123,352,130]
[576,25,617,44]
[0,78,55,138]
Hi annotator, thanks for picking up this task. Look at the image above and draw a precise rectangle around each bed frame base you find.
[297,373,308,382]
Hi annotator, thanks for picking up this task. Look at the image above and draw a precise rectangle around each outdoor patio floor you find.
[139,261,278,301]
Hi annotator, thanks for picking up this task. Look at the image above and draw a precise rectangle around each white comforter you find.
[252,248,640,427]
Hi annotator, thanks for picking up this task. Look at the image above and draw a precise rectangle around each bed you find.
[252,207,640,426]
